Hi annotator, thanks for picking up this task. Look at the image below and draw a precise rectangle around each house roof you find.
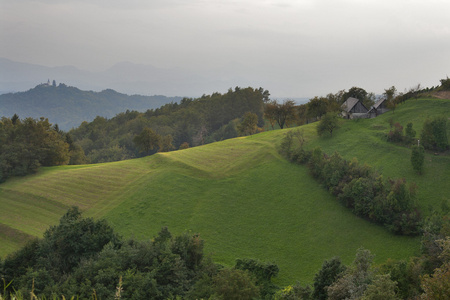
[368,98,386,112]
[373,98,386,109]
[341,97,360,113]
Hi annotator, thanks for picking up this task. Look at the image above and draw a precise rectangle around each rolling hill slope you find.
[1,97,448,284]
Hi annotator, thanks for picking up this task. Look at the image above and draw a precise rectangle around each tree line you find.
[0,83,181,131]
[1,207,449,299]
[0,114,85,183]
[0,87,268,182]
[68,87,268,163]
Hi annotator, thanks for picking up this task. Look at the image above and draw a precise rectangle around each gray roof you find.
[373,98,386,109]
[341,97,360,113]
[368,98,386,112]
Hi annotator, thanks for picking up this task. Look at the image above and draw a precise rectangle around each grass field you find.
[0,97,448,285]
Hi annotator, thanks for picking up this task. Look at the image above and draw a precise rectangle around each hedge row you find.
[280,132,421,235]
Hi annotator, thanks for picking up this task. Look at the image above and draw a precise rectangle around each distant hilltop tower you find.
[41,79,56,87]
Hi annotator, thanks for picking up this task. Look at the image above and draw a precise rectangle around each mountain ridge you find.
[0,83,182,130]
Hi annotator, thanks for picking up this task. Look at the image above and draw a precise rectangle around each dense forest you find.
[0,86,269,181]
[1,207,449,299]
[68,86,269,163]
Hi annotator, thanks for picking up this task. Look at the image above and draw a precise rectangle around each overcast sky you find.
[1,0,450,97]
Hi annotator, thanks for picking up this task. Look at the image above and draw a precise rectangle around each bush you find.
[405,123,416,143]
[411,145,425,174]
[420,117,448,151]
[212,268,259,300]
[440,77,450,90]
[387,122,404,142]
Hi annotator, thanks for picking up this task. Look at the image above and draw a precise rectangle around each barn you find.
[341,97,369,119]
[368,98,390,118]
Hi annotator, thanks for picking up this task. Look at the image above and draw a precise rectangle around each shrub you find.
[387,122,404,142]
[440,76,450,90]
[212,269,259,300]
[420,117,448,151]
[411,145,425,174]
[405,122,416,143]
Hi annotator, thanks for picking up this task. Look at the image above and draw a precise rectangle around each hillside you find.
[0,83,181,130]
[0,97,449,284]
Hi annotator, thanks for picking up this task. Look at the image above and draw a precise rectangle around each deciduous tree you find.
[133,127,161,155]
[306,97,328,121]
[344,87,368,101]
[317,112,340,137]
[313,257,346,300]
[237,112,259,136]
[213,268,259,300]
[264,100,296,129]
[384,86,398,113]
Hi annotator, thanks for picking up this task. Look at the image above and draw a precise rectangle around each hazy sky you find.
[1,0,450,97]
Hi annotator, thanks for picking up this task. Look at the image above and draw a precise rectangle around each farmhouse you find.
[341,97,369,119]
[368,98,389,118]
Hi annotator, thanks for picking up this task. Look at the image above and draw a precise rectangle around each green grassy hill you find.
[1,98,448,284]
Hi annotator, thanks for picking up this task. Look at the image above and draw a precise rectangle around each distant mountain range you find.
[0,83,182,130]
[0,58,262,97]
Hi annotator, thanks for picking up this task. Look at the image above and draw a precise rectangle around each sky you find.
[1,0,450,97]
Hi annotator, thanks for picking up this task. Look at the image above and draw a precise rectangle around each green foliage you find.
[159,134,175,152]
[411,145,425,174]
[237,112,259,136]
[328,248,375,300]
[384,86,398,113]
[38,207,121,276]
[344,87,368,102]
[69,87,267,163]
[235,258,279,298]
[316,111,340,137]
[133,127,161,155]
[179,141,190,150]
[420,116,449,151]
[380,259,422,299]
[361,274,399,300]
[0,116,72,182]
[274,282,312,300]
[312,257,346,300]
[305,96,328,121]
[212,268,260,300]
[279,129,307,160]
[1,209,219,299]
[439,76,450,90]
[264,99,296,129]
[420,238,450,299]
[405,122,416,143]
[387,122,404,142]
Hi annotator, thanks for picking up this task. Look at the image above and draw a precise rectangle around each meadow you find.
[0,97,448,285]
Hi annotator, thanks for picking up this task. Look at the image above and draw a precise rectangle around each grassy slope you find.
[304,98,450,213]
[0,98,448,284]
